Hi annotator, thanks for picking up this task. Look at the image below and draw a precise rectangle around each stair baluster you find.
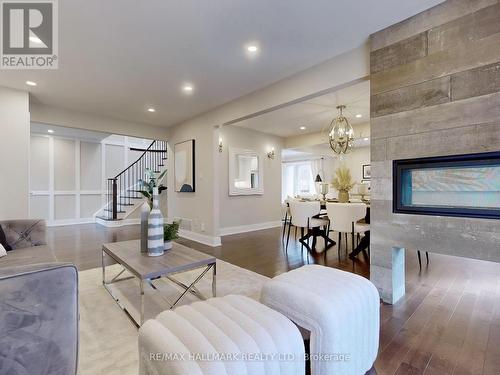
[102,140,167,221]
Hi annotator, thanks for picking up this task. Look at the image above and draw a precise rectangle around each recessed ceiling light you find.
[363,137,369,141]
[299,126,307,130]
[355,114,363,118]
[247,45,259,53]
[147,107,156,113]
[182,84,194,94]
[26,80,37,86]
[29,36,43,44]
[47,129,54,133]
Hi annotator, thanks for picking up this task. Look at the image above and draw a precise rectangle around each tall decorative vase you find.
[358,183,368,201]
[338,190,349,203]
[320,183,330,201]
[147,187,164,257]
[140,202,149,253]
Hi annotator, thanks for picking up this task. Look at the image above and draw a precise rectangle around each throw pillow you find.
[0,243,6,257]
[0,225,12,251]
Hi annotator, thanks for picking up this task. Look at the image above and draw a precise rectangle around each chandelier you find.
[328,105,354,154]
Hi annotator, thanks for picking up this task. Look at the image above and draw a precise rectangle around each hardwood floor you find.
[46,223,500,375]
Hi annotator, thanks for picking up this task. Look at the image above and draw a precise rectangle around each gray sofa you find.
[0,220,56,268]
[0,220,78,375]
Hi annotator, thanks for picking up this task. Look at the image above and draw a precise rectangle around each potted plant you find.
[163,221,180,250]
[139,168,167,208]
[331,166,355,203]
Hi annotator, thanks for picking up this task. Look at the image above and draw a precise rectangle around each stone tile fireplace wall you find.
[369,0,500,304]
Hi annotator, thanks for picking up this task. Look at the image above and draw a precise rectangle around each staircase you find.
[96,140,167,224]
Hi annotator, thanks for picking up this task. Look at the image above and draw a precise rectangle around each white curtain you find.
[281,161,317,200]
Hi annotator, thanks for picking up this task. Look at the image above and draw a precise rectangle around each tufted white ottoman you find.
[261,265,380,375]
[138,294,305,375]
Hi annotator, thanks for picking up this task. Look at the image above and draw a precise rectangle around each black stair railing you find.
[105,140,167,220]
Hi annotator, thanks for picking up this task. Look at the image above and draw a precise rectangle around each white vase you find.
[147,187,164,257]
[164,241,172,250]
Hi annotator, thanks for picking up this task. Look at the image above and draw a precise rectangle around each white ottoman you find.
[139,295,305,375]
[261,265,380,375]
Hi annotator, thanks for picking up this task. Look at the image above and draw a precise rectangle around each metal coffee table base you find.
[102,250,216,327]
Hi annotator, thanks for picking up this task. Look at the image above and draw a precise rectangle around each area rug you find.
[78,259,270,375]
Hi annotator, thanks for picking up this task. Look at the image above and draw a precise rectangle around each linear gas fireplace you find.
[393,152,500,219]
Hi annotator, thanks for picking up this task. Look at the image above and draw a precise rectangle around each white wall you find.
[167,118,219,245]
[219,126,284,234]
[327,147,370,185]
[0,87,30,220]
[321,147,371,199]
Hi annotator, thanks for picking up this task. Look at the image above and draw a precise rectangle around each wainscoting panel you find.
[29,195,50,221]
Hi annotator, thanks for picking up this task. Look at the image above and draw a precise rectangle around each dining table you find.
[288,199,370,253]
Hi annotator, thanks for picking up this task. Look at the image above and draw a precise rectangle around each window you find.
[282,161,315,201]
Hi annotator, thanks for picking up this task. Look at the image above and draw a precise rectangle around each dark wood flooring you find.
[46,223,500,375]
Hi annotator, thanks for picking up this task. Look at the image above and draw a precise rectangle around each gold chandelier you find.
[328,105,354,154]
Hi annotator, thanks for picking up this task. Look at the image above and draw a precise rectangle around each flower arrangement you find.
[332,166,355,191]
[331,166,355,202]
[139,168,167,208]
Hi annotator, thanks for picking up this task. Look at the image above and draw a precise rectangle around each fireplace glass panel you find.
[394,152,500,219]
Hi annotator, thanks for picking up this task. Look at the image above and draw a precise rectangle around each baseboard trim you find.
[220,220,282,236]
[47,218,96,227]
[95,218,141,228]
[179,229,221,247]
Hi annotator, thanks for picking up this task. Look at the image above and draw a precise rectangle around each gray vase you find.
[147,188,164,257]
[140,202,149,253]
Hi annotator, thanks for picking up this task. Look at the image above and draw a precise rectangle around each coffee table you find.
[102,239,216,326]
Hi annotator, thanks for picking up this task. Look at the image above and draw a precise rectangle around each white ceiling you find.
[0,0,443,127]
[235,80,370,137]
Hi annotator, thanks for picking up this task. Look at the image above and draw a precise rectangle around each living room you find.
[1,1,500,374]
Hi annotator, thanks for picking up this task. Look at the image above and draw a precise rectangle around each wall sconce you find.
[218,137,223,153]
[267,147,275,159]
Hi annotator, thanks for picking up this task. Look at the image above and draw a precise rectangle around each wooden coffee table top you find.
[102,240,216,280]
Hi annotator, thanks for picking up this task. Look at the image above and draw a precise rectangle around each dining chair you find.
[417,250,430,269]
[354,222,370,248]
[282,198,294,243]
[325,203,367,259]
[287,201,329,253]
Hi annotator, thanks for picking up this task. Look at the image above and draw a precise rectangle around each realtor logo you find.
[1,0,58,69]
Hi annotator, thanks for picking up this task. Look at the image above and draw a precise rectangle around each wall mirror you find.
[229,147,264,195]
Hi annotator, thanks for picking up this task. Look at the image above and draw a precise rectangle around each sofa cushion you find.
[0,263,78,375]
[0,220,46,250]
[0,245,56,269]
